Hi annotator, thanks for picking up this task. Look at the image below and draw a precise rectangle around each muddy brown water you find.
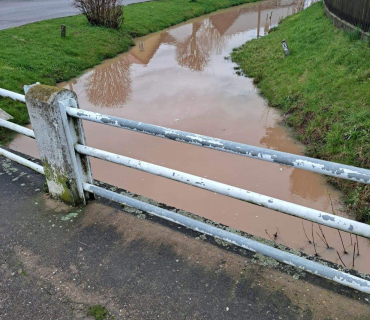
[10,0,370,273]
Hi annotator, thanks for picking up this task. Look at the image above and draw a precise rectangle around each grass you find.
[231,2,370,223]
[87,305,111,320]
[0,0,258,144]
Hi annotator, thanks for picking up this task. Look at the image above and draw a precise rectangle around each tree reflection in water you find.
[85,55,132,108]
[176,19,226,72]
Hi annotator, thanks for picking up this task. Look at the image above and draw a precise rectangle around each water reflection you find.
[176,19,227,72]
[85,55,133,108]
[176,22,209,72]
[81,0,313,108]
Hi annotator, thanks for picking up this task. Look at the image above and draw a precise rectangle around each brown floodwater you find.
[10,0,370,273]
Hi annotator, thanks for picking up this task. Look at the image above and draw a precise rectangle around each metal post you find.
[25,84,93,206]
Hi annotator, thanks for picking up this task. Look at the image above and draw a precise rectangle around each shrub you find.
[73,0,123,29]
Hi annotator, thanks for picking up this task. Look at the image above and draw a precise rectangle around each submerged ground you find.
[232,2,370,223]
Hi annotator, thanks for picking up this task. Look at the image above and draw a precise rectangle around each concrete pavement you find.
[0,0,151,30]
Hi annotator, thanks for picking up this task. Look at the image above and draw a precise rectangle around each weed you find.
[87,305,111,320]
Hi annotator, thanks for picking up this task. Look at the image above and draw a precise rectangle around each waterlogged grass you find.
[0,0,258,144]
[231,2,370,223]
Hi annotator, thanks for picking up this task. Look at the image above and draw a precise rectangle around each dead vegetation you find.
[73,0,124,29]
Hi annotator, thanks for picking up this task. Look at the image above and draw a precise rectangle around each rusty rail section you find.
[1,86,370,294]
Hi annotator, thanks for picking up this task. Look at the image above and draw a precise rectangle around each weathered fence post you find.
[25,84,93,206]
[61,25,66,37]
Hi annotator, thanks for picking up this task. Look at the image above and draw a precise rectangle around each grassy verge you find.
[0,0,258,144]
[231,2,370,223]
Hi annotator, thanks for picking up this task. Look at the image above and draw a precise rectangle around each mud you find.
[9,0,370,273]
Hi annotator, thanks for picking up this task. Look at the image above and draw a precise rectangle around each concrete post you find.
[25,84,93,206]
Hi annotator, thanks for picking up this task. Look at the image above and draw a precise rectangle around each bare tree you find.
[73,0,123,29]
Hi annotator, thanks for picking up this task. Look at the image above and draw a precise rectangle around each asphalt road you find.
[0,0,150,30]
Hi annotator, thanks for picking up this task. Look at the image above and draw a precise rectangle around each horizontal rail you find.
[76,144,370,238]
[0,119,35,138]
[83,182,370,294]
[0,88,25,103]
[0,147,44,174]
[67,107,370,185]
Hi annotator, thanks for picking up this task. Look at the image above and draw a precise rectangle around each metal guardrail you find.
[0,147,44,174]
[1,86,370,294]
[66,107,370,184]
[76,144,370,238]
[83,182,370,293]
[0,88,26,103]
[0,119,35,138]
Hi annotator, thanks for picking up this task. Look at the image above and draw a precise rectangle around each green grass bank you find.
[0,0,258,144]
[231,2,370,223]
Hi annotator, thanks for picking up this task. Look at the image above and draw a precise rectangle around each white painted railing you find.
[1,84,370,294]
[0,88,26,103]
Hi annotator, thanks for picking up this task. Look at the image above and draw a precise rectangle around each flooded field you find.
[10,0,370,273]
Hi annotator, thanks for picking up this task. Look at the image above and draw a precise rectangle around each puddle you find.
[10,0,370,273]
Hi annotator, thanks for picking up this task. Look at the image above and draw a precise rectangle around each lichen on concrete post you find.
[25,84,93,206]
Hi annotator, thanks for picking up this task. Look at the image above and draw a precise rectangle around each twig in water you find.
[265,229,274,242]
[327,189,335,214]
[338,230,348,254]
[350,233,353,245]
[311,223,319,257]
[273,227,279,240]
[316,232,327,247]
[302,221,312,244]
[356,235,360,256]
[352,243,356,268]
[336,250,346,267]
[318,224,330,249]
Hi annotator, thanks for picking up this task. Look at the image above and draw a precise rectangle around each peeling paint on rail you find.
[83,183,370,294]
[67,107,370,184]
[76,144,370,239]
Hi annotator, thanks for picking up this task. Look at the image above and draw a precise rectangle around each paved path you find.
[1,150,370,319]
[0,0,150,30]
